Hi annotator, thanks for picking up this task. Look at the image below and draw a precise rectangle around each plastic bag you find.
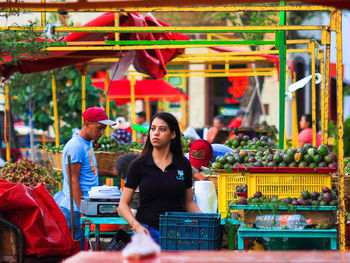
[0,181,78,257]
[122,233,161,259]
[194,181,218,213]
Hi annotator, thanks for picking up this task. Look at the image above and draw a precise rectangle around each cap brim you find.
[98,120,116,126]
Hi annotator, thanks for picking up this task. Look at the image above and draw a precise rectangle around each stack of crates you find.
[159,212,221,251]
[218,172,247,218]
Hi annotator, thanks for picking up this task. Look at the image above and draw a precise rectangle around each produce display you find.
[0,159,56,186]
[181,136,192,153]
[212,143,336,170]
[345,159,350,174]
[230,186,338,207]
[225,135,276,151]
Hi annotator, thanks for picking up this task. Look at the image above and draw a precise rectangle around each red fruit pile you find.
[0,159,56,187]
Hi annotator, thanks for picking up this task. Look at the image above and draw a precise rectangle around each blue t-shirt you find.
[59,133,98,212]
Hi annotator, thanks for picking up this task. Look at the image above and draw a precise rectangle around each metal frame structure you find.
[0,3,345,250]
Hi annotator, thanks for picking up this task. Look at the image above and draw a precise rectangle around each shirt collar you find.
[145,151,179,168]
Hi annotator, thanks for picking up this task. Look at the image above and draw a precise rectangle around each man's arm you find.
[68,162,83,209]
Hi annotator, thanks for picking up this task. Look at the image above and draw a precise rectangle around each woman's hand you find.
[133,223,150,235]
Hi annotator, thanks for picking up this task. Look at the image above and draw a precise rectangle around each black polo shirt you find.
[124,152,192,230]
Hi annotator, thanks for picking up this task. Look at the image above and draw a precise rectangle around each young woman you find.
[118,112,201,243]
[298,114,321,148]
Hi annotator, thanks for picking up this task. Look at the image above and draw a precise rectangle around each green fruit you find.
[279,162,287,167]
[298,161,307,168]
[232,140,240,148]
[307,148,315,158]
[216,156,223,163]
[268,161,276,167]
[311,200,319,206]
[243,135,249,141]
[329,200,338,206]
[244,156,250,163]
[225,140,232,147]
[303,154,313,164]
[309,162,317,168]
[289,161,297,168]
[319,162,327,168]
[313,155,322,164]
[283,153,293,164]
[227,155,235,165]
[324,154,334,164]
[240,141,247,146]
[302,190,311,200]
[317,145,328,157]
[273,154,283,164]
[223,163,232,171]
[319,200,327,206]
[303,143,312,150]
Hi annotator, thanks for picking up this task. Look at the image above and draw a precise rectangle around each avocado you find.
[317,145,328,157]
[301,190,311,200]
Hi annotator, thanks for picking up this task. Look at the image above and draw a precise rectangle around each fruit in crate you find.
[231,187,338,207]
[211,144,337,169]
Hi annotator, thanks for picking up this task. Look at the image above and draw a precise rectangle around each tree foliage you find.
[9,66,104,143]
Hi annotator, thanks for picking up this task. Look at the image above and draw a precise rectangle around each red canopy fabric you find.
[92,77,188,105]
[0,12,189,79]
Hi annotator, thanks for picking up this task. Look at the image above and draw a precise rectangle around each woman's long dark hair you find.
[302,114,320,131]
[139,112,183,159]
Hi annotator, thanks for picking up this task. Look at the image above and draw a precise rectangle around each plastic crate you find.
[159,212,221,251]
[247,173,332,199]
[218,172,247,218]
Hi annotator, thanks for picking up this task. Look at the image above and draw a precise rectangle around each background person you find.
[188,139,213,181]
[135,111,149,129]
[298,114,321,148]
[118,112,201,243]
[206,115,225,143]
[58,107,116,248]
[228,110,245,129]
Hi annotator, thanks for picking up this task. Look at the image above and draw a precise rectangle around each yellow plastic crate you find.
[247,173,332,199]
[218,172,247,218]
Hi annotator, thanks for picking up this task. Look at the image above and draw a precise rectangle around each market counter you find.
[63,251,350,263]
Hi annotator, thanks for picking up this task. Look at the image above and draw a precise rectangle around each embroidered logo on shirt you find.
[176,170,184,181]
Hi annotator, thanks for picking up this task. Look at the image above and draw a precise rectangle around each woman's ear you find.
[171,131,176,140]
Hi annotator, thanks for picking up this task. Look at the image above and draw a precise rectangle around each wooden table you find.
[63,251,350,263]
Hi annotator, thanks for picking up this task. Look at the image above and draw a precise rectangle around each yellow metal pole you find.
[333,10,345,252]
[130,75,136,141]
[42,133,47,164]
[114,12,119,42]
[81,67,87,126]
[4,82,10,162]
[104,70,110,137]
[310,41,317,146]
[51,74,60,147]
[292,92,299,148]
[41,0,46,27]
[145,97,151,124]
[324,31,331,145]
[318,50,325,144]
[180,96,186,131]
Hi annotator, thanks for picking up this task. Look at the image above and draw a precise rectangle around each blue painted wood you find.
[229,205,337,211]
[80,216,129,251]
[237,225,337,250]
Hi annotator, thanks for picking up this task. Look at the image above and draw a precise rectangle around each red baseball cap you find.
[82,107,115,126]
[189,139,214,170]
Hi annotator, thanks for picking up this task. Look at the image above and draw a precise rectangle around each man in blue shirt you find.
[59,107,116,248]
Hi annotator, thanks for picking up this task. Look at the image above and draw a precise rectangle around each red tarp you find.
[0,12,189,79]
[92,75,188,105]
[0,181,78,257]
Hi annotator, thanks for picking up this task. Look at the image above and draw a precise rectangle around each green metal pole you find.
[278,1,286,149]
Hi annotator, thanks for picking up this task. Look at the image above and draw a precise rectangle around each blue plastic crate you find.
[159,212,222,251]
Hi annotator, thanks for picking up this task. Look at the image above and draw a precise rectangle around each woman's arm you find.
[118,187,150,235]
[184,188,201,213]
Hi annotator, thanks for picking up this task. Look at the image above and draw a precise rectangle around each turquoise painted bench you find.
[237,224,338,250]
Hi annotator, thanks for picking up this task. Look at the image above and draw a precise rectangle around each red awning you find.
[0,12,189,80]
[92,77,188,105]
